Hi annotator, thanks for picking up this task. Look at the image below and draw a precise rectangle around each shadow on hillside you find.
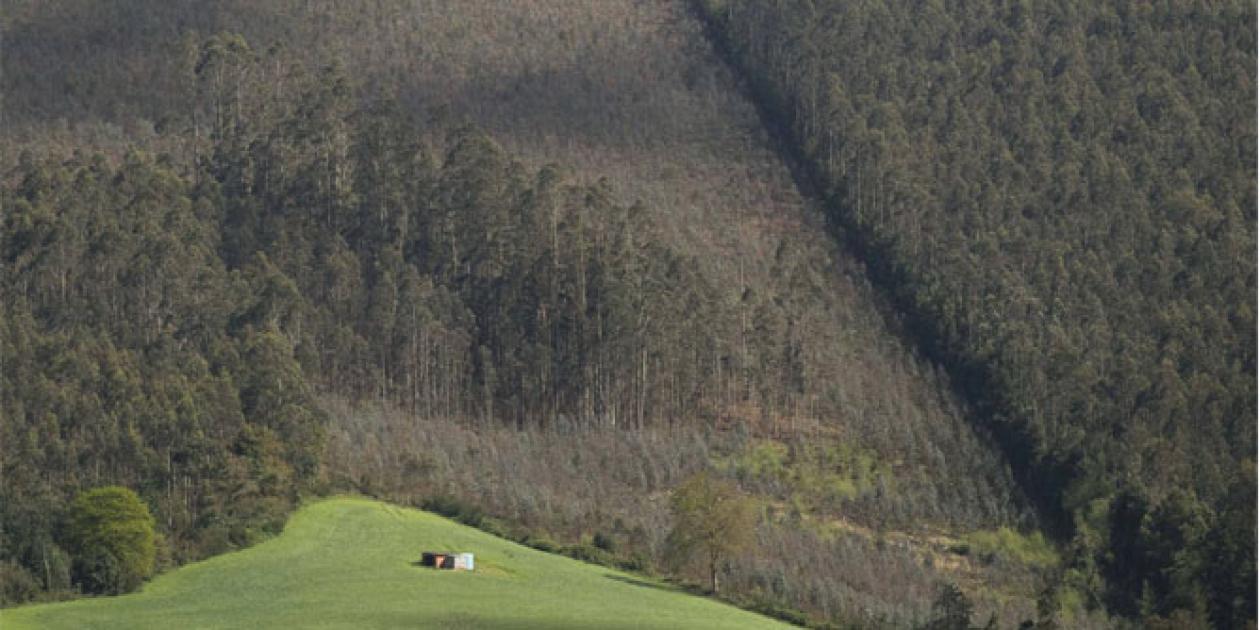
[340,611,680,630]
[604,573,706,596]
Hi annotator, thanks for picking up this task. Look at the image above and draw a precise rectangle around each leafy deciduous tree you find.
[667,471,758,594]
[64,486,157,595]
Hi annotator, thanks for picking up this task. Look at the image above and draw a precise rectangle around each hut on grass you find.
[420,551,474,571]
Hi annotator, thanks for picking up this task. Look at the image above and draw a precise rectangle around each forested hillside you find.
[1,1,1051,627]
[0,1,1252,628]
[695,0,1256,628]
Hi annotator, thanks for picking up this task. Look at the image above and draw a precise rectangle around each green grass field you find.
[2,497,787,629]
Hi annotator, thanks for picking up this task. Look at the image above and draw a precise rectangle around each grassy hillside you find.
[1,497,786,630]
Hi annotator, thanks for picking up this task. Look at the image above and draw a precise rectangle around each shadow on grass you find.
[334,610,685,630]
[603,573,708,597]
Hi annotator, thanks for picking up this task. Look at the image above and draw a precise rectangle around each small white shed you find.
[454,553,474,570]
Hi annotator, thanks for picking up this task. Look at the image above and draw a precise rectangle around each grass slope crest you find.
[3,497,788,630]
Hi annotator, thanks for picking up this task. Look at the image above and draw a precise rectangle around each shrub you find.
[616,552,650,573]
[743,597,810,626]
[0,561,41,605]
[421,494,484,527]
[561,544,616,567]
[593,531,616,553]
[194,525,235,558]
[729,441,790,485]
[525,535,558,553]
[963,528,1058,569]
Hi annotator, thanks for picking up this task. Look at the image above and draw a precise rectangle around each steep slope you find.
[341,0,1030,528]
[0,1,1027,525]
[2,497,787,629]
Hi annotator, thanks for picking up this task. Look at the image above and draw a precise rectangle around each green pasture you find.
[2,497,786,629]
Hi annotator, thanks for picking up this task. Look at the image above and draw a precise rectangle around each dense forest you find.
[696,0,1256,627]
[0,1,1254,628]
[1,3,1044,626]
[0,41,717,569]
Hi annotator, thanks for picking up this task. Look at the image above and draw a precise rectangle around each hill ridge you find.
[2,496,789,629]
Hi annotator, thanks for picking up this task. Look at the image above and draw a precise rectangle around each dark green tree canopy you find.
[697,0,1256,625]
